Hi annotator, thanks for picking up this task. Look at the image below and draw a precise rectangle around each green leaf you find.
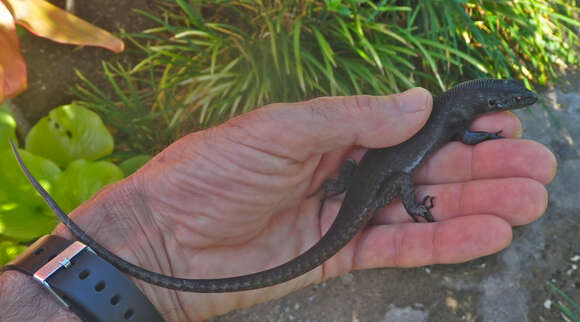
[0,203,57,240]
[51,159,124,213]
[0,240,26,265]
[293,18,305,92]
[415,37,488,73]
[0,148,61,240]
[264,16,280,75]
[25,104,114,168]
[118,154,151,176]
[0,148,61,199]
[0,102,16,150]
[312,26,336,67]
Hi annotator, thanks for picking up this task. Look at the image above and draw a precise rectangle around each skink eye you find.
[515,96,522,102]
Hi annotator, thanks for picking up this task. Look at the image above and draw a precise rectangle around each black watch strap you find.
[2,235,164,322]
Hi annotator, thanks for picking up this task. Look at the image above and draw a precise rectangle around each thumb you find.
[226,87,433,160]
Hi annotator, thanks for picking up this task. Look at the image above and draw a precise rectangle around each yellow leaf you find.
[4,0,124,53]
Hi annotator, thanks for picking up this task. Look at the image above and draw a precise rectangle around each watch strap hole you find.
[124,308,135,320]
[110,294,121,306]
[78,269,90,280]
[94,281,106,292]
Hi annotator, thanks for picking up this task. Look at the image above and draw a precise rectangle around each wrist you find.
[0,270,80,321]
[50,177,178,321]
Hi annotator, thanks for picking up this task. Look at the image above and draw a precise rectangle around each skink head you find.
[437,79,538,114]
[484,79,538,111]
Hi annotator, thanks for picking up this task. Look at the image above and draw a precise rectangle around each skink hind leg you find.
[399,173,436,223]
[374,173,435,223]
[308,158,357,216]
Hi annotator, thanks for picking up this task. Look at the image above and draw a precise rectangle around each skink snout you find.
[522,90,538,106]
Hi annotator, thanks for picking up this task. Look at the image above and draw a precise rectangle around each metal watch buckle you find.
[33,241,93,308]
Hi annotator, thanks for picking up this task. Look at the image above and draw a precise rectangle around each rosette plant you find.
[0,0,124,101]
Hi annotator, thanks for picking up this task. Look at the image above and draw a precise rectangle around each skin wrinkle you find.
[194,146,309,220]
[344,230,364,278]
[274,207,315,274]
[303,155,325,194]
[149,231,190,321]
[356,95,392,146]
[306,97,362,149]
[194,157,269,199]
[388,91,404,113]
[314,197,345,282]
[196,227,283,277]
[470,140,479,181]
[392,224,403,267]
[172,210,249,247]
[188,204,307,277]
[430,223,440,264]
[193,145,303,205]
[141,163,188,212]
[132,190,170,256]
[141,222,167,274]
[172,165,263,214]
[218,137,292,177]
[352,95,369,116]
[463,147,473,215]
[352,227,369,270]
[89,188,142,253]
[232,107,313,161]
[375,109,430,148]
[307,98,332,123]
[221,123,297,170]
[211,140,307,197]
[162,205,219,244]
[142,246,186,321]
[1,274,57,321]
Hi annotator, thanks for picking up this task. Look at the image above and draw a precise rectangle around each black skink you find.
[10,78,537,292]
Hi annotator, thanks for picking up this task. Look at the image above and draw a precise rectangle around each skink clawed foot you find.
[415,195,436,222]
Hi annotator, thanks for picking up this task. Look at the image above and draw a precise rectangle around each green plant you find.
[0,103,150,265]
[73,0,579,156]
[549,282,580,321]
[0,0,124,102]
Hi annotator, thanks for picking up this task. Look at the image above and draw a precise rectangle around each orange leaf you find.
[0,1,27,100]
[4,0,124,53]
[0,66,4,101]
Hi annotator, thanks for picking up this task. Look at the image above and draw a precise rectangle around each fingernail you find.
[397,88,431,113]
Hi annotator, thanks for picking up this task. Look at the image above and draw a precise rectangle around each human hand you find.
[54,88,556,321]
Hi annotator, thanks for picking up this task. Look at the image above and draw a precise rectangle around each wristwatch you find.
[2,235,164,322]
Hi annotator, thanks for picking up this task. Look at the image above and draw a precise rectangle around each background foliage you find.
[73,0,580,156]
[0,103,149,265]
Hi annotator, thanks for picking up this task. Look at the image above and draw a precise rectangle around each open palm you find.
[57,88,556,321]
